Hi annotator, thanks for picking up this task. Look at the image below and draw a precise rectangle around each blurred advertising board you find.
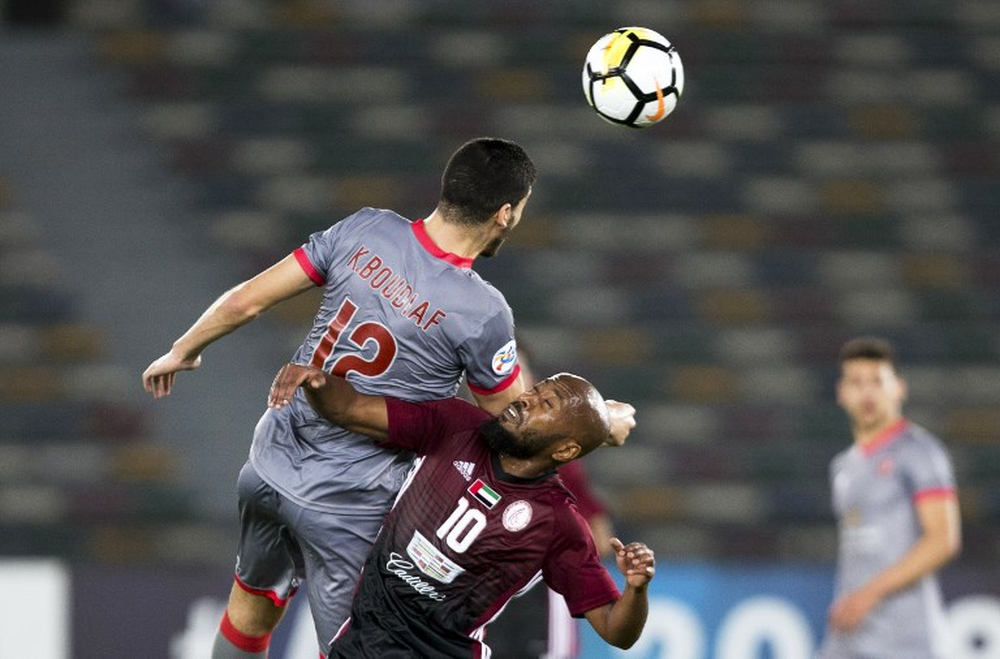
[577,562,1000,659]
[1,560,997,658]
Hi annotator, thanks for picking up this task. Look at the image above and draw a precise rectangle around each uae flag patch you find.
[468,479,501,509]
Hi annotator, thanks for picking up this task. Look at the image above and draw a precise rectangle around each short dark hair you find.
[839,337,899,372]
[439,137,536,226]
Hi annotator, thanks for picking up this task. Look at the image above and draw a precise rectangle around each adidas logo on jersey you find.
[453,460,475,481]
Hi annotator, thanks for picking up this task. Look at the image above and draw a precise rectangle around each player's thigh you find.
[234,461,305,605]
[295,500,396,646]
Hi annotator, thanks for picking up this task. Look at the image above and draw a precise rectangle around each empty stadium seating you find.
[4,0,998,564]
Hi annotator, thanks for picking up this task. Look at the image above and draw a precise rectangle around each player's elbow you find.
[591,602,647,650]
[221,283,269,321]
[606,628,643,650]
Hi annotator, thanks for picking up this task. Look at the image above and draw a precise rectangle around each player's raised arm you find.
[142,254,315,398]
[469,372,525,416]
[582,537,655,649]
[268,363,390,441]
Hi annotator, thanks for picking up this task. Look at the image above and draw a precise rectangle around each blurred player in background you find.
[142,137,538,657]
[487,342,615,659]
[267,363,649,658]
[819,337,961,659]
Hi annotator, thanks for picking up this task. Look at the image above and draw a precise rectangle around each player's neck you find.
[422,210,490,259]
[497,453,551,480]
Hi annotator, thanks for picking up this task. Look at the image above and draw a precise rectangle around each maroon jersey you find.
[328,398,620,658]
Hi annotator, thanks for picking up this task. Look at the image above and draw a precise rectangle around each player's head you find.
[483,373,611,464]
[438,137,536,256]
[836,337,907,435]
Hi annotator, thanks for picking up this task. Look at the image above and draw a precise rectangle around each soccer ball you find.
[582,27,684,128]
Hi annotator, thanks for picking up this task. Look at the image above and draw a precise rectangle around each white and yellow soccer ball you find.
[582,26,684,128]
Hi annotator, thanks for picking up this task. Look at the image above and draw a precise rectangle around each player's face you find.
[837,359,906,435]
[494,374,605,459]
[481,191,530,258]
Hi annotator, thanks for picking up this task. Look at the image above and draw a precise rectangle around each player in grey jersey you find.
[818,337,961,659]
[142,138,542,658]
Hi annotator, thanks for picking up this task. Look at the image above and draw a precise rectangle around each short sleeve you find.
[383,397,489,455]
[899,433,956,501]
[542,502,619,617]
[457,307,520,395]
[295,210,376,284]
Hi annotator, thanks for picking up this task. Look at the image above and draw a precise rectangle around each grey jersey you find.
[820,420,956,659]
[249,208,520,513]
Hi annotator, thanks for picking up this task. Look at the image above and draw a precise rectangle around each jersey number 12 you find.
[311,297,397,377]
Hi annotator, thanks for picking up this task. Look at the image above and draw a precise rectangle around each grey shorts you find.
[233,461,403,648]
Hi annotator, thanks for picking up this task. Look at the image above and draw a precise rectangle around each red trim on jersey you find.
[293,246,325,285]
[467,364,521,396]
[219,610,272,653]
[411,218,474,269]
[233,573,296,607]
[859,418,909,457]
[914,487,957,503]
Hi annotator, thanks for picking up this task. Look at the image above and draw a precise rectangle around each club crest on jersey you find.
[491,339,517,376]
[468,479,501,509]
[502,500,533,532]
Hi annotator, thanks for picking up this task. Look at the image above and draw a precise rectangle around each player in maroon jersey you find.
[269,363,652,657]
[486,343,615,658]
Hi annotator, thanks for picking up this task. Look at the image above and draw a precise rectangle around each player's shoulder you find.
[464,272,509,308]
[543,490,596,539]
[531,478,583,523]
[830,445,854,468]
[312,207,409,243]
[897,422,950,457]
[471,272,505,297]
[338,207,409,230]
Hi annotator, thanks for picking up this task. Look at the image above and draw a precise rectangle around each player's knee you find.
[226,583,286,636]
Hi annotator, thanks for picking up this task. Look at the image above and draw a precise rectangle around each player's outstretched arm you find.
[142,255,314,398]
[268,363,390,440]
[470,372,525,416]
[583,537,654,649]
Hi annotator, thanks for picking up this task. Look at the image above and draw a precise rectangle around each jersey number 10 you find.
[437,497,487,553]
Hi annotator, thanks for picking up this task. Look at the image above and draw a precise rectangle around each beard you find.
[479,235,506,258]
[480,222,513,258]
[480,417,538,460]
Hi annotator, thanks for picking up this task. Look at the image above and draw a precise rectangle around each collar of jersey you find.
[859,418,909,457]
[490,451,557,484]
[411,218,474,269]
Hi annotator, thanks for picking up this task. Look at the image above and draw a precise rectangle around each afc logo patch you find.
[491,339,517,376]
